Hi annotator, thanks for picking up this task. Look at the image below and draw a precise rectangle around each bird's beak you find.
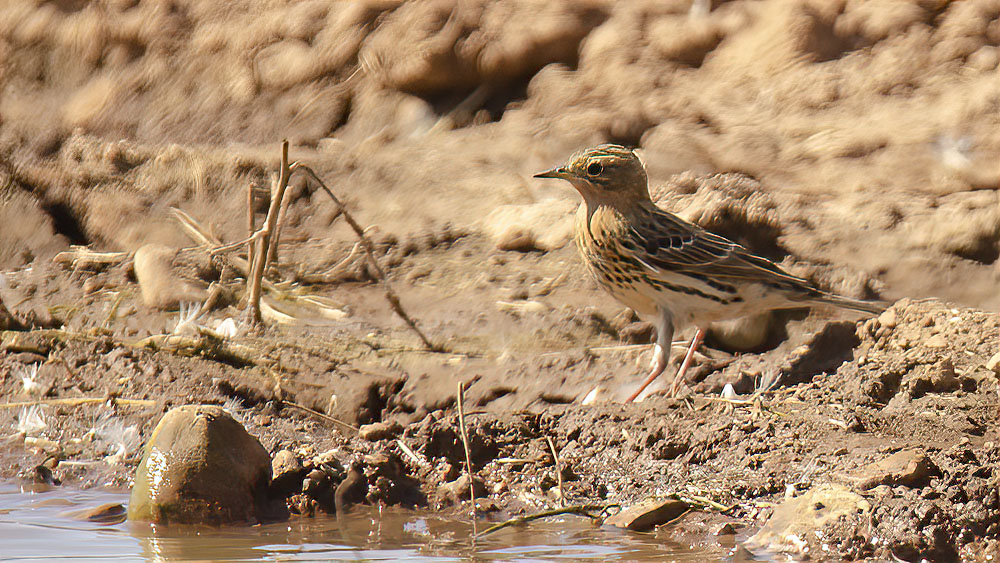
[533,166,573,180]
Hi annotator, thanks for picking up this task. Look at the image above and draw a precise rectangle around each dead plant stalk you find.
[457,381,477,542]
[245,141,291,324]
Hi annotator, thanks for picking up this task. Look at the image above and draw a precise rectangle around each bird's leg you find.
[668,327,706,397]
[626,312,673,403]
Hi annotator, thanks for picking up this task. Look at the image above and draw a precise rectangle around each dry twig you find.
[475,504,616,538]
[457,381,477,541]
[292,163,439,351]
[282,400,360,434]
[0,397,155,409]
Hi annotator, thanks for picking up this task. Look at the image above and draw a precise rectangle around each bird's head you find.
[534,144,650,207]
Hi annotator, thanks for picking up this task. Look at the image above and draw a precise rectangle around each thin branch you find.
[475,504,617,538]
[291,163,439,351]
[281,400,360,434]
[672,493,736,513]
[457,381,477,542]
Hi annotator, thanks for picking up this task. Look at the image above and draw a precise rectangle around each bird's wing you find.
[622,207,817,292]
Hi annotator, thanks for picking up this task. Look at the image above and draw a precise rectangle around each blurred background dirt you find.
[1,0,998,307]
[1,1,999,560]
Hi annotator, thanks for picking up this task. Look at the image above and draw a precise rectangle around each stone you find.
[132,244,210,309]
[358,420,403,442]
[270,450,305,497]
[335,462,368,514]
[72,503,127,524]
[924,334,948,349]
[851,448,941,490]
[747,484,870,556]
[605,498,690,531]
[0,297,25,331]
[986,352,1000,375]
[128,405,286,524]
[435,474,487,506]
[877,309,897,329]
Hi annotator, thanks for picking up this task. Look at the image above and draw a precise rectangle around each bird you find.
[534,144,885,402]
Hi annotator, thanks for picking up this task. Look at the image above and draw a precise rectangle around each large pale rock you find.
[128,405,284,524]
[747,484,869,556]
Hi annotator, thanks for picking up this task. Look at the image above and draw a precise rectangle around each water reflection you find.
[1,483,728,562]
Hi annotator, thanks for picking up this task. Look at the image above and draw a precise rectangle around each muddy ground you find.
[1,0,1000,560]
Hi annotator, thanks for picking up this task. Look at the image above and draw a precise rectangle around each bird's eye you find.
[587,162,603,176]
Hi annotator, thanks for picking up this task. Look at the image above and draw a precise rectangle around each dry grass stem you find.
[52,247,128,269]
[0,397,155,409]
[456,381,477,541]
[475,504,616,538]
[282,400,360,434]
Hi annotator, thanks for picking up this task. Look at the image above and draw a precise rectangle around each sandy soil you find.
[1,0,999,560]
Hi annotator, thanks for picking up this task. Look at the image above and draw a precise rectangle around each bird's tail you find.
[810,292,888,315]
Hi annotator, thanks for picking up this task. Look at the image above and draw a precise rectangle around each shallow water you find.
[0,483,742,562]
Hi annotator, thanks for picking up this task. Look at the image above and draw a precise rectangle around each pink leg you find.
[625,343,667,403]
[668,328,706,397]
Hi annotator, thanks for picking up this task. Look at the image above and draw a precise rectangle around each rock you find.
[986,352,1000,375]
[715,522,740,536]
[878,309,898,329]
[747,485,870,556]
[70,503,127,525]
[358,420,403,442]
[0,298,26,331]
[302,468,331,498]
[128,405,286,524]
[334,462,368,514]
[851,448,941,490]
[32,465,61,486]
[270,450,305,497]
[924,334,948,349]
[132,244,210,309]
[436,474,486,506]
[605,498,690,531]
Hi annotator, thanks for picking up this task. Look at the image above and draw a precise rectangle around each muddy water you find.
[0,484,734,562]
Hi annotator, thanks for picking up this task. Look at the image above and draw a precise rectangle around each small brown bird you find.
[535,144,884,402]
